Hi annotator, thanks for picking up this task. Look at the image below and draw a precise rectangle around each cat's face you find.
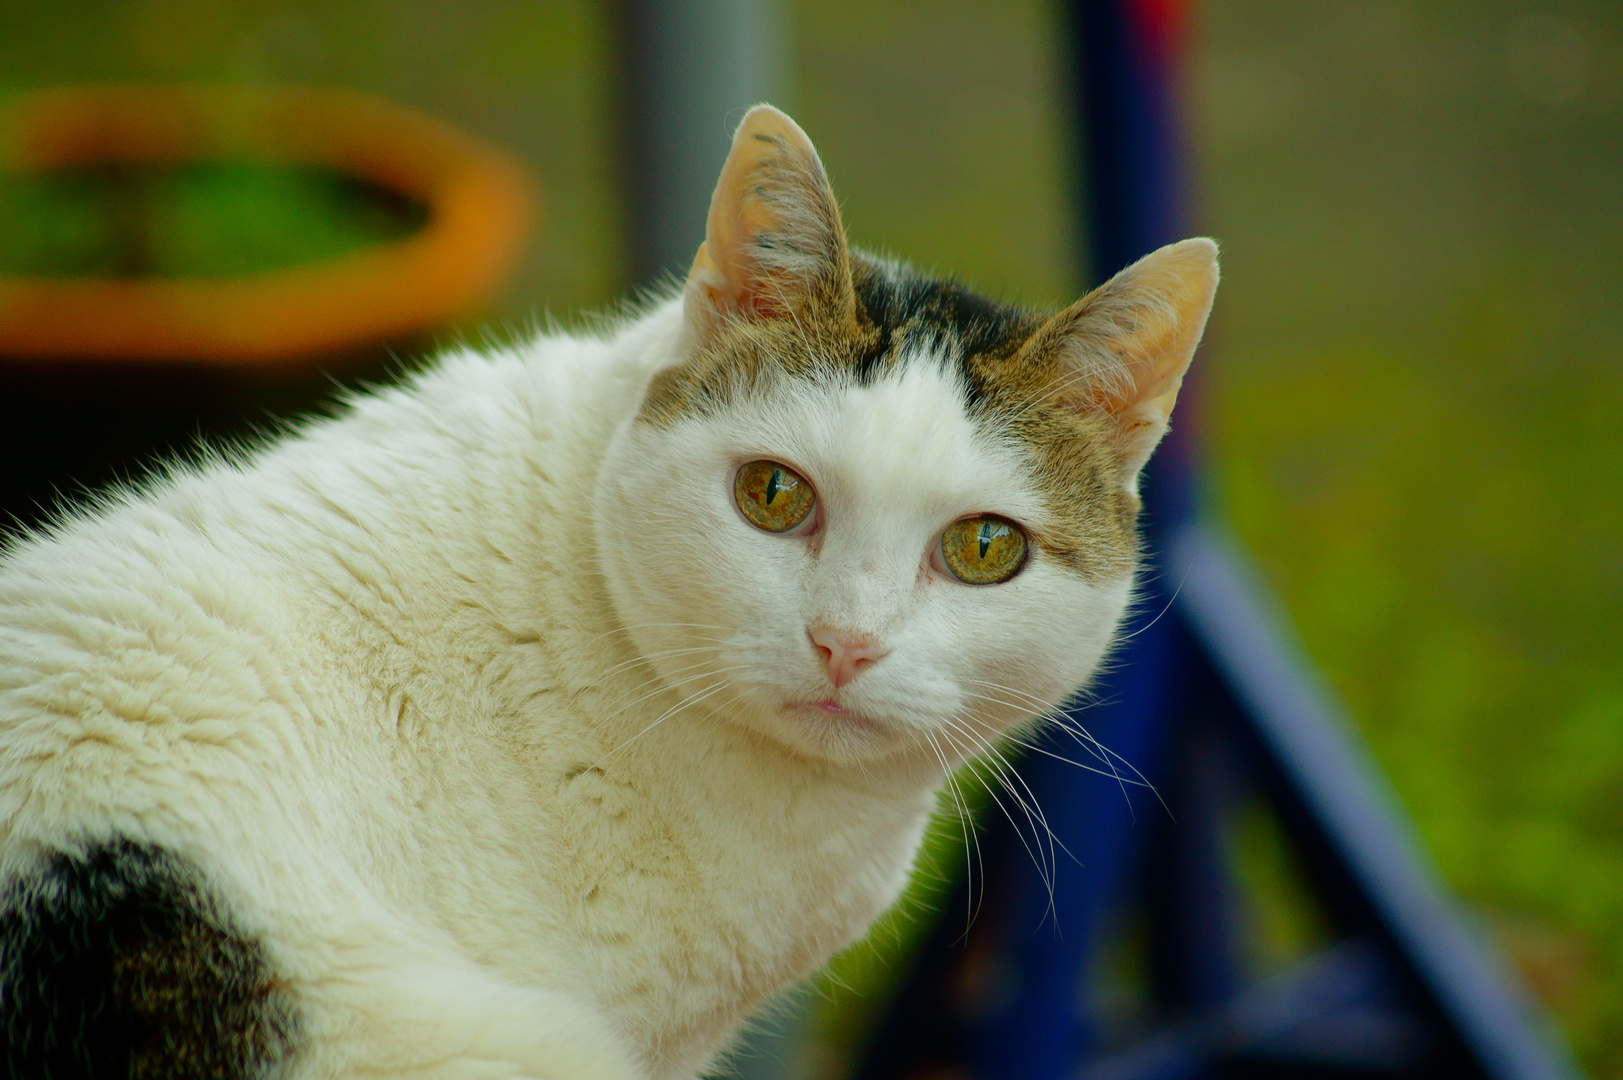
[596,337,1134,766]
[593,107,1216,768]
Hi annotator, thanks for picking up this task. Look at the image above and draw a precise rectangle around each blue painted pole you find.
[938,4,1219,1075]
[852,4,1211,1077]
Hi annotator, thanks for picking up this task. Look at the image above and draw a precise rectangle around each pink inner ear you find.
[685,106,850,340]
[1051,352,1166,422]
[1107,369,1185,424]
[742,291,787,319]
[710,197,781,316]
[711,237,808,322]
[708,262,788,321]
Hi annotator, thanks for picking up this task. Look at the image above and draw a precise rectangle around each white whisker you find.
[592,678,737,771]
[923,729,983,936]
[941,712,1075,873]
[935,718,1058,915]
[958,677,1168,819]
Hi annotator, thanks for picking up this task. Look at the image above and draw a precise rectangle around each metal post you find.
[613,7,799,1077]
[617,0,789,287]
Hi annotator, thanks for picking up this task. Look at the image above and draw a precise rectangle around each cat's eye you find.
[940,515,1028,585]
[735,460,817,533]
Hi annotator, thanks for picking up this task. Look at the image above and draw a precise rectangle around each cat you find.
[0,105,1216,1080]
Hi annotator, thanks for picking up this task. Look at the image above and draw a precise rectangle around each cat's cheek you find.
[1019,571,1134,693]
[935,566,1133,735]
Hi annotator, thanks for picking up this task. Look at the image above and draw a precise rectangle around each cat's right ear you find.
[683,106,854,347]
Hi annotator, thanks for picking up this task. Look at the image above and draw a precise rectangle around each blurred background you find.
[1,0,1618,1075]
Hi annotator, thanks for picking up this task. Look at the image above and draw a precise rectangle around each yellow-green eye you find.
[940,515,1028,584]
[735,460,816,533]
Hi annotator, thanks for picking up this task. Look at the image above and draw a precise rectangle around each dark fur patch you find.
[847,257,1041,390]
[639,253,1032,422]
[0,839,298,1080]
[641,252,1041,424]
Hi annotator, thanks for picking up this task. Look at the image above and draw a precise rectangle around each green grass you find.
[1210,341,1623,1070]
[1197,4,1623,1068]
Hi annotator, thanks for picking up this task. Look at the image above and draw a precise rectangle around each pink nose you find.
[807,627,887,689]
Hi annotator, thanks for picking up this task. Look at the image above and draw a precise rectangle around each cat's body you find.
[0,108,1216,1079]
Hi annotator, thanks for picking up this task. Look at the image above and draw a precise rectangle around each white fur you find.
[0,297,1133,1079]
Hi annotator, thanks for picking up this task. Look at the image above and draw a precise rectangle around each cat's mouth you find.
[798,698,880,731]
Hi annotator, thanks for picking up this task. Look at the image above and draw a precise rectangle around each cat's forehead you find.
[844,256,1041,390]
[724,352,1048,526]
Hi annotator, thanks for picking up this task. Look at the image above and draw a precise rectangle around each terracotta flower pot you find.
[0,84,537,364]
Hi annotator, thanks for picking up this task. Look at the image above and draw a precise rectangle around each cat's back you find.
[0,316,662,832]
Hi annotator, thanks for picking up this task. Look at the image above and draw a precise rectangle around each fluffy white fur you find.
[0,294,1133,1079]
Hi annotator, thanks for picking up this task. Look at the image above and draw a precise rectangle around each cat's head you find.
[594,106,1216,768]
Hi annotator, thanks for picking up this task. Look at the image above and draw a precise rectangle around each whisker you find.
[958,678,1168,819]
[941,712,1078,874]
[935,719,1057,911]
[1117,572,1189,642]
[591,678,736,770]
[923,729,984,938]
[578,621,735,647]
[592,643,729,683]
[596,656,745,718]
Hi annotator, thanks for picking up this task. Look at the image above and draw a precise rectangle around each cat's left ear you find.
[1026,238,1219,492]
[683,105,854,347]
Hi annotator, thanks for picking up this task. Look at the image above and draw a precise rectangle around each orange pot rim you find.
[0,83,538,364]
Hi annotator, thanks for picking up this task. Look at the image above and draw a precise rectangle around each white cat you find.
[0,106,1216,1080]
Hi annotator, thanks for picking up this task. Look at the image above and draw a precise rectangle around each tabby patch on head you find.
[596,105,1216,765]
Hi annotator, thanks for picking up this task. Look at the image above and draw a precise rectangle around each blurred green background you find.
[1,0,1618,1074]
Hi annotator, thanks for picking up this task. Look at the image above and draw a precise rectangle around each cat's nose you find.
[807,627,887,688]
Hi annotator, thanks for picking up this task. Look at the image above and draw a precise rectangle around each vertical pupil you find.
[765,469,782,505]
[978,521,993,558]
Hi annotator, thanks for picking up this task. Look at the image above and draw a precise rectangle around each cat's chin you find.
[736,698,907,766]
[762,698,967,772]
[799,699,876,727]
